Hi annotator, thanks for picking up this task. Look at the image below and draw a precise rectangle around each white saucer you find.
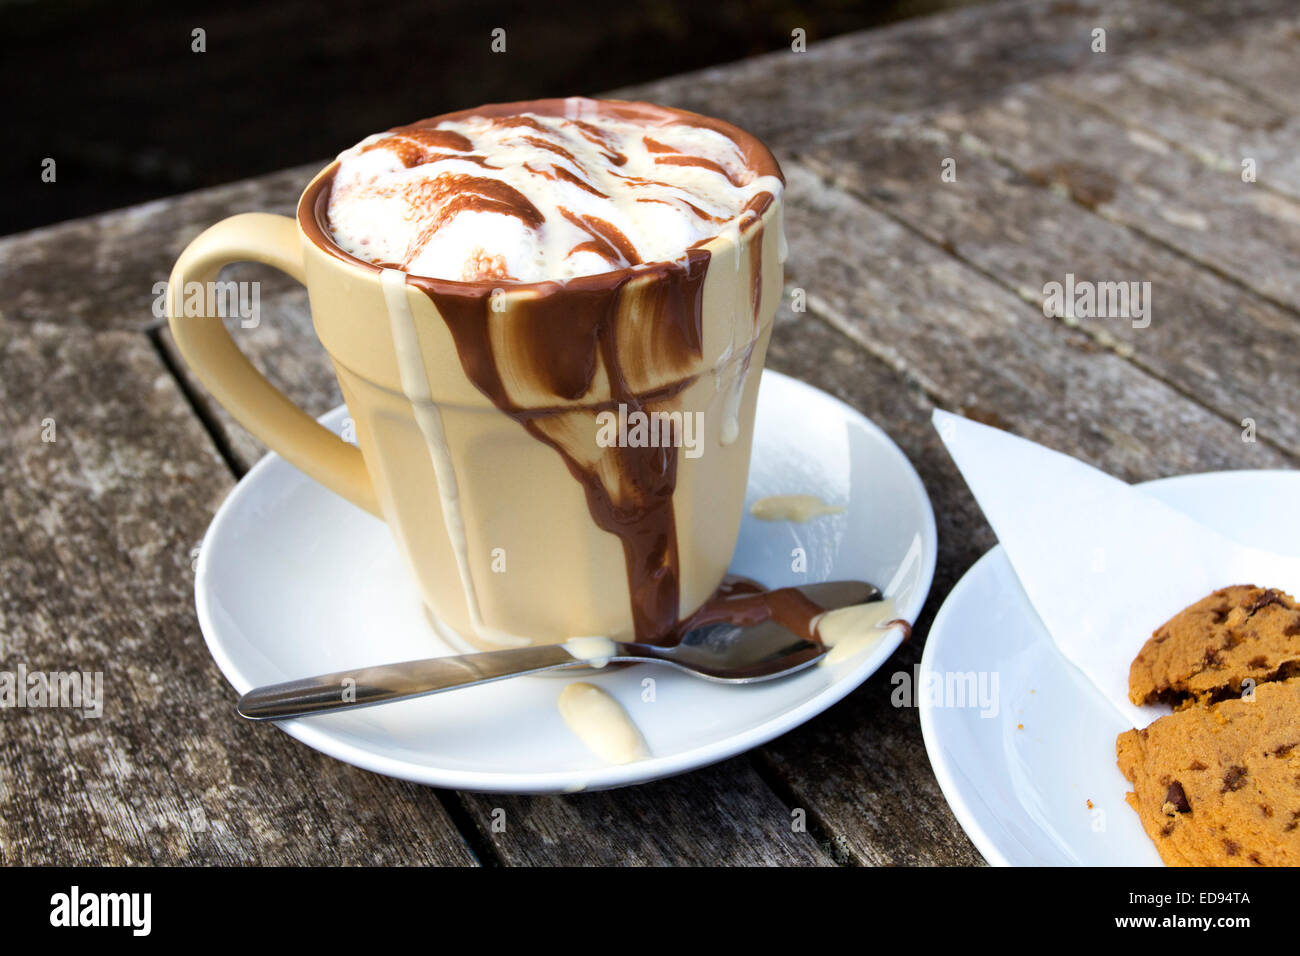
[920,470,1300,865]
[195,370,937,793]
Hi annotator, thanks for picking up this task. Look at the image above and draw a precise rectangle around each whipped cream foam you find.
[327,98,783,282]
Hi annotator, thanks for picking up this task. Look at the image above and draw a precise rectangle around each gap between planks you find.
[145,325,246,478]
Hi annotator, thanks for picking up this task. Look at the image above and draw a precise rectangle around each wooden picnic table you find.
[2,0,1297,865]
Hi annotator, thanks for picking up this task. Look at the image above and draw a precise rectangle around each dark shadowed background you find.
[2,0,985,236]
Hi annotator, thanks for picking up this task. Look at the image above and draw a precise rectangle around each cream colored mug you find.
[167,99,783,653]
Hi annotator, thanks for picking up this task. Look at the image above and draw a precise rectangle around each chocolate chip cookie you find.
[1117,676,1300,866]
[1128,585,1300,708]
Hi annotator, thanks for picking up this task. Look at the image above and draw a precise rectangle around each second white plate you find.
[920,470,1300,865]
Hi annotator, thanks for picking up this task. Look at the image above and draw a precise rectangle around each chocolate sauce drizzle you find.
[407,251,711,644]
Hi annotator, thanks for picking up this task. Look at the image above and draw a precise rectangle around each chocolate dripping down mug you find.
[167,97,785,653]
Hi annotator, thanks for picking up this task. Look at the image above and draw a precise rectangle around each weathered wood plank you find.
[0,319,476,865]
[1167,13,1300,115]
[800,118,1300,458]
[1041,50,1300,202]
[459,757,832,866]
[774,162,1294,480]
[924,82,1300,314]
[616,0,1294,154]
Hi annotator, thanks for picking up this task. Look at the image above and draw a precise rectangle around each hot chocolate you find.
[326,99,784,281]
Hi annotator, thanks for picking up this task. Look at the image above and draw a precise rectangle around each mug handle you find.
[166,212,380,517]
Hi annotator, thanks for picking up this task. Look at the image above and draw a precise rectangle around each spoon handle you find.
[237,644,596,720]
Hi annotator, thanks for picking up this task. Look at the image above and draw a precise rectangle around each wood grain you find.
[800,117,1300,458]
[0,319,475,864]
[759,302,990,866]
[154,274,339,472]
[615,0,1294,155]
[1041,50,1300,202]
[0,166,315,334]
[458,757,832,866]
[776,163,1293,480]
[1168,13,1300,116]
[926,82,1300,315]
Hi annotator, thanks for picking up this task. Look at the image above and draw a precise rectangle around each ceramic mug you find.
[167,99,783,652]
